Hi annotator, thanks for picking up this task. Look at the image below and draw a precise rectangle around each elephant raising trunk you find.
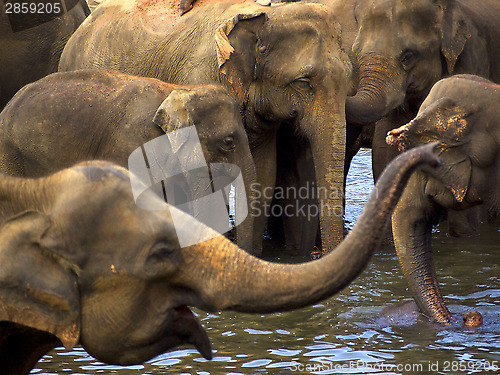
[0,144,439,373]
[179,143,440,314]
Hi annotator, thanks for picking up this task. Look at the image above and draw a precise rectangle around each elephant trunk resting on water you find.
[387,74,500,326]
[0,144,439,374]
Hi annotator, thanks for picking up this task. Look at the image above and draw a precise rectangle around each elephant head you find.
[346,0,490,125]
[151,84,257,251]
[215,2,352,251]
[386,74,499,325]
[0,142,439,373]
[0,70,257,253]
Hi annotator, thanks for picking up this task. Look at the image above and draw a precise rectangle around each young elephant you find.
[0,145,439,374]
[0,69,256,251]
[386,74,500,325]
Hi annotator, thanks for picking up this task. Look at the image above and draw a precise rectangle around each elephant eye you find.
[292,77,313,92]
[220,136,235,152]
[148,241,176,259]
[400,50,419,69]
[257,42,267,54]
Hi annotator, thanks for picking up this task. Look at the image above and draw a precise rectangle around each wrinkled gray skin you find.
[0,145,439,374]
[344,0,500,181]
[387,74,500,325]
[0,69,256,251]
[59,0,352,257]
[264,0,363,255]
[0,0,90,110]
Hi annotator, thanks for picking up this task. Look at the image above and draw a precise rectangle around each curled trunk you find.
[181,144,440,313]
[346,54,404,125]
[392,173,457,324]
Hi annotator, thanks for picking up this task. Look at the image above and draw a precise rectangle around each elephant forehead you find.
[358,0,439,31]
[53,163,170,225]
[416,97,470,136]
[186,92,239,120]
[270,4,339,33]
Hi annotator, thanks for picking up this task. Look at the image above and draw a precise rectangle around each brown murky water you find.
[32,149,499,374]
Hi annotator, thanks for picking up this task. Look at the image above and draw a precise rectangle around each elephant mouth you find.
[173,305,213,360]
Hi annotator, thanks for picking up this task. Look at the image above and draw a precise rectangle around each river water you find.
[32,149,499,374]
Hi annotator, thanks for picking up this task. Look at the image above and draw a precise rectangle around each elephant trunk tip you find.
[463,310,483,327]
[386,124,410,151]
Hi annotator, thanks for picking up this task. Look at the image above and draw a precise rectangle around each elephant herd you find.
[0,0,498,373]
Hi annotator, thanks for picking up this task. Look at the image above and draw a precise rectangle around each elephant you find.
[342,0,500,181]
[386,74,500,325]
[0,144,439,374]
[0,69,256,251]
[58,0,353,256]
[0,0,90,110]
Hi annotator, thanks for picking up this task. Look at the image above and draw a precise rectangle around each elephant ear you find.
[0,211,80,350]
[437,0,471,74]
[153,89,194,154]
[215,11,266,102]
[436,149,473,202]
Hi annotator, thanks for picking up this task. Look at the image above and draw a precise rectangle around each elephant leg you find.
[447,206,489,238]
[371,115,410,243]
[345,125,364,179]
[250,135,278,257]
[281,147,319,256]
[372,110,414,181]
[266,198,285,244]
[344,124,374,201]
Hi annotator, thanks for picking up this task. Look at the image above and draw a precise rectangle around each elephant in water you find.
[0,144,439,374]
[0,0,90,110]
[386,74,500,326]
[59,0,352,256]
[0,69,256,251]
[297,0,500,181]
[343,0,500,180]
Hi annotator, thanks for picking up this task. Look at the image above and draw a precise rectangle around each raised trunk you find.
[392,173,456,324]
[180,144,440,313]
[345,54,403,125]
